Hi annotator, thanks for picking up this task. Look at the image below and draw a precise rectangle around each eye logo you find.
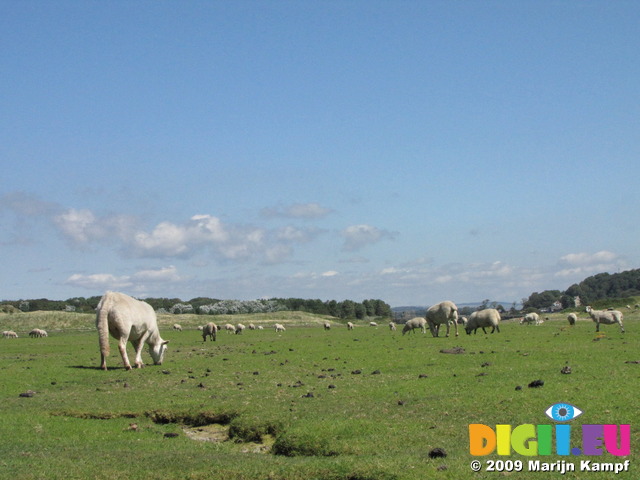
[545,403,583,422]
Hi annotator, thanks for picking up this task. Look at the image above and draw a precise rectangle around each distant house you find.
[541,301,563,313]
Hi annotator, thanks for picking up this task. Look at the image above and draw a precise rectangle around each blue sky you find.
[1,1,639,306]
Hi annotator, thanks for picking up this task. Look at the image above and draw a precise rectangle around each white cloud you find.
[0,191,59,217]
[321,270,339,277]
[65,273,133,291]
[261,202,333,219]
[65,266,185,293]
[555,250,625,278]
[53,208,138,247]
[341,224,396,251]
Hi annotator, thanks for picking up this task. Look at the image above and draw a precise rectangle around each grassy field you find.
[1,308,638,479]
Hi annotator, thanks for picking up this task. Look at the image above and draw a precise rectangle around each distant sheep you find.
[224,323,235,334]
[2,330,18,338]
[197,325,204,331]
[257,325,264,330]
[425,301,459,337]
[347,322,354,330]
[458,316,468,326]
[235,323,246,334]
[323,322,331,330]
[29,328,48,338]
[369,322,378,327]
[172,324,182,331]
[389,322,397,331]
[202,322,217,342]
[465,309,501,335]
[585,306,624,333]
[402,317,426,335]
[248,323,256,330]
[274,323,286,332]
[520,312,541,325]
[567,313,577,326]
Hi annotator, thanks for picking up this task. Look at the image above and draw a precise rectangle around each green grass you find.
[1,309,639,479]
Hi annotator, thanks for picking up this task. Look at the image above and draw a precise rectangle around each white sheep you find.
[2,330,18,338]
[369,322,378,327]
[347,322,354,330]
[402,317,426,335]
[425,300,459,337]
[29,328,47,338]
[202,322,217,342]
[257,325,264,330]
[585,306,624,333]
[172,323,182,331]
[389,321,397,331]
[274,323,286,332]
[567,313,577,326]
[95,291,168,370]
[458,316,468,326]
[197,325,204,331]
[520,312,540,325]
[235,323,246,334]
[323,322,331,330]
[465,309,501,335]
[248,323,256,330]
[224,323,235,333]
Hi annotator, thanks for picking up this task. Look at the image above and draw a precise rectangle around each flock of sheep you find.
[2,328,48,339]
[185,321,284,342]
[2,292,629,373]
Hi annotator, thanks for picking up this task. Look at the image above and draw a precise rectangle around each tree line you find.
[0,295,392,320]
[523,268,640,310]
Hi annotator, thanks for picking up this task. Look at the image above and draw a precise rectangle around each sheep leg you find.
[118,337,132,370]
[132,335,149,368]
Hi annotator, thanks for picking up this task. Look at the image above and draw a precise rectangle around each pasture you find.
[1,309,638,479]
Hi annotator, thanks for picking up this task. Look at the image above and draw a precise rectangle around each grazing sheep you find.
[257,325,264,330]
[202,322,218,342]
[465,309,501,335]
[458,316,468,326]
[347,322,354,330]
[2,330,18,338]
[369,322,378,327]
[425,301,459,337]
[389,322,397,331]
[248,323,256,330]
[274,323,286,332]
[95,291,168,371]
[197,325,204,331]
[323,322,331,330]
[172,324,182,332]
[402,317,427,335]
[520,312,540,325]
[567,313,577,326]
[235,323,246,334]
[585,306,624,333]
[224,323,235,334]
[29,328,47,338]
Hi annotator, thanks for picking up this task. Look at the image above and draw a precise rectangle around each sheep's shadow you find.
[68,365,127,371]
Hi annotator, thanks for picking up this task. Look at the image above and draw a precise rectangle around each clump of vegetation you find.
[272,431,339,457]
